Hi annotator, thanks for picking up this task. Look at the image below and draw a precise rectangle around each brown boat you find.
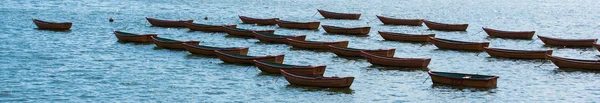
[224,27,275,37]
[151,36,199,50]
[276,20,320,30]
[184,22,237,32]
[287,39,349,49]
[322,25,370,35]
[281,70,354,88]
[360,51,431,68]
[482,27,535,39]
[428,71,499,88]
[484,47,552,59]
[329,45,395,57]
[145,17,193,27]
[214,50,284,64]
[317,9,361,20]
[238,16,279,25]
[32,19,72,30]
[595,44,600,52]
[538,35,597,47]
[253,60,326,76]
[546,55,600,70]
[183,43,249,56]
[429,37,489,51]
[252,32,306,44]
[423,20,468,31]
[376,15,423,26]
[113,31,157,43]
[378,31,435,42]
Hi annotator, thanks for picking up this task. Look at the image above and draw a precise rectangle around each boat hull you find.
[378,31,435,42]
[184,23,237,32]
[114,31,157,43]
[239,16,279,25]
[145,17,193,27]
[225,28,275,37]
[151,37,199,50]
[423,20,468,31]
[253,60,326,76]
[322,25,370,35]
[281,70,354,88]
[215,51,284,64]
[428,71,499,88]
[287,39,349,49]
[483,27,535,39]
[276,20,320,30]
[361,51,431,68]
[376,15,423,26]
[329,46,395,57]
[429,37,489,51]
[183,43,249,56]
[546,55,600,70]
[538,35,597,47]
[317,9,361,20]
[32,19,72,30]
[484,47,552,59]
[253,32,306,44]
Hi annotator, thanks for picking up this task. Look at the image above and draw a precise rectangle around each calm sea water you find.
[1,0,600,102]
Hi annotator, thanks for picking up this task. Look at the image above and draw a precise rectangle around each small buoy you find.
[204,16,208,20]
[109,18,114,22]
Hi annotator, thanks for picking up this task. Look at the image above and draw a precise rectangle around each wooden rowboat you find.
[145,17,193,27]
[238,16,279,25]
[184,22,237,32]
[253,60,326,76]
[317,9,361,20]
[183,43,249,56]
[538,35,597,47]
[113,31,157,43]
[429,37,489,51]
[546,55,600,70]
[32,19,72,30]
[482,27,535,39]
[423,20,468,31]
[428,71,499,88]
[224,27,275,37]
[276,20,320,30]
[376,15,423,26]
[252,32,306,44]
[378,31,435,42]
[322,25,371,35]
[329,45,395,57]
[214,50,284,64]
[281,70,354,88]
[151,36,199,50]
[287,39,349,49]
[360,51,431,68]
[483,47,552,59]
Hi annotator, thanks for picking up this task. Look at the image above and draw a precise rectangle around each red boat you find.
[287,39,349,49]
[483,27,535,39]
[214,50,284,64]
[378,31,435,42]
[151,36,199,50]
[145,17,193,27]
[423,20,468,31]
[113,31,157,43]
[252,32,306,44]
[238,16,279,25]
[276,20,320,30]
[253,60,326,76]
[429,37,489,51]
[376,15,423,26]
[322,25,371,35]
[360,51,431,68]
[538,35,597,47]
[484,47,552,59]
[183,43,249,56]
[184,22,237,32]
[329,45,395,57]
[224,27,275,37]
[546,55,600,70]
[32,19,72,30]
[317,9,361,20]
[281,70,354,88]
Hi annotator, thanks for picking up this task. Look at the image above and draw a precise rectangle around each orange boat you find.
[484,47,552,59]
[378,31,435,42]
[145,17,193,27]
[376,15,423,26]
[546,55,600,70]
[360,51,430,68]
[238,16,279,25]
[429,37,489,51]
[32,19,72,30]
[214,50,284,64]
[113,31,157,43]
[329,46,395,57]
[317,9,361,20]
[184,22,237,32]
[423,20,468,31]
[287,39,349,49]
[483,27,535,39]
[538,35,597,47]
[151,36,199,50]
[252,32,306,44]
[224,27,275,37]
[276,20,320,30]
[281,70,354,88]
[428,71,499,88]
[253,60,326,76]
[183,43,249,56]
[322,25,370,35]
